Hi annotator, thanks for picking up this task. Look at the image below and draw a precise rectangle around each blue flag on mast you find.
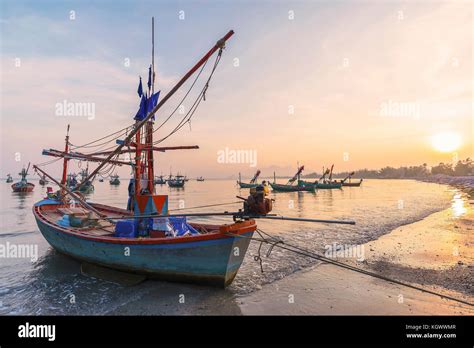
[147,66,152,90]
[134,95,147,121]
[134,91,160,121]
[137,77,143,97]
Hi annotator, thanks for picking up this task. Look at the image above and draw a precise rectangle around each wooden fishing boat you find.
[109,174,120,185]
[237,170,260,188]
[154,175,166,185]
[66,173,78,188]
[316,181,342,189]
[298,180,342,189]
[339,172,363,187]
[270,165,316,192]
[342,179,363,187]
[12,163,35,192]
[32,24,256,287]
[76,167,94,193]
[6,174,13,183]
[32,22,354,288]
[167,174,185,188]
[270,182,315,192]
[33,201,256,287]
[299,164,342,189]
[39,174,49,186]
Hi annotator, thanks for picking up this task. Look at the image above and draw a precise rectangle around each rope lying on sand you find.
[225,228,474,307]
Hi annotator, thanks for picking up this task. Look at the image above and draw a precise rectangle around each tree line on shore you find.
[304,158,473,179]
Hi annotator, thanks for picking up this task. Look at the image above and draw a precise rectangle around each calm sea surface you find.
[0,178,457,314]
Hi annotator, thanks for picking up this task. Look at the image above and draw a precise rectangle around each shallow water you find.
[0,178,456,314]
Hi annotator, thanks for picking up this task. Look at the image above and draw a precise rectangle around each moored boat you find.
[270,182,315,192]
[270,165,316,192]
[342,179,363,187]
[339,172,363,187]
[31,22,355,289]
[154,175,166,185]
[66,173,78,189]
[237,170,261,188]
[299,164,342,189]
[167,174,185,188]
[197,176,204,182]
[11,163,35,192]
[32,23,256,287]
[109,174,120,185]
[6,174,13,183]
[39,174,49,186]
[76,166,94,193]
[33,201,256,287]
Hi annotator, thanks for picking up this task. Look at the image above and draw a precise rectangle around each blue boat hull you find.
[34,213,254,287]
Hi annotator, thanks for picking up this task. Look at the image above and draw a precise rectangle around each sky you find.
[1,0,472,178]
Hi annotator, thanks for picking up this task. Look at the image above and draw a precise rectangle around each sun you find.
[431,132,462,153]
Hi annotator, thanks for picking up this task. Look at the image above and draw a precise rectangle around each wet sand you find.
[238,182,473,315]
[238,183,473,315]
[107,180,474,315]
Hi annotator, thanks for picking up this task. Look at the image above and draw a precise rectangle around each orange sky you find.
[1,1,472,178]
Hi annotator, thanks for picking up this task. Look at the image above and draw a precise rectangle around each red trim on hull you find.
[33,202,257,245]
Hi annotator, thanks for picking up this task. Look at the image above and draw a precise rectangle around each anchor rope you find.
[224,228,474,307]
[169,201,241,212]
[153,48,223,145]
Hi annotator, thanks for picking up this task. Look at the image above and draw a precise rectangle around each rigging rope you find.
[70,125,133,150]
[168,201,241,212]
[153,48,223,145]
[225,228,474,307]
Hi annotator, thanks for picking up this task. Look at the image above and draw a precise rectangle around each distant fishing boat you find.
[11,163,35,192]
[109,174,120,185]
[339,172,363,187]
[6,174,13,183]
[270,166,316,192]
[66,173,78,189]
[98,178,104,182]
[299,165,343,189]
[237,170,261,188]
[197,176,205,182]
[39,174,49,186]
[168,174,185,188]
[76,166,94,193]
[154,175,166,185]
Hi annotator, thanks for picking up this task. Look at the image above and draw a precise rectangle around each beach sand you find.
[109,183,473,315]
[238,186,473,315]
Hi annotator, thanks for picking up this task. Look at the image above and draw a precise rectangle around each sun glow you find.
[431,132,462,153]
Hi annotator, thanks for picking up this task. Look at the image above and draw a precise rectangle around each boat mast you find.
[145,16,156,194]
[61,124,70,187]
[75,30,234,191]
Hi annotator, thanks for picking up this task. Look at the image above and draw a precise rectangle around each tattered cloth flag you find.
[134,91,161,121]
[147,66,152,90]
[137,77,143,98]
[146,91,160,120]
[134,94,147,121]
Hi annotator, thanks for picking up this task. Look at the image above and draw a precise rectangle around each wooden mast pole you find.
[61,125,70,185]
[75,29,234,191]
[146,16,155,193]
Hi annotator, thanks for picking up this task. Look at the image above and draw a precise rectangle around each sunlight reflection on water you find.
[0,178,456,314]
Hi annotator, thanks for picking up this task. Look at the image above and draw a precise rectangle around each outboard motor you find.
[244,184,272,215]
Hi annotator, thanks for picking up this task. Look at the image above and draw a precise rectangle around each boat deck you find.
[35,202,223,239]
[39,204,124,237]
